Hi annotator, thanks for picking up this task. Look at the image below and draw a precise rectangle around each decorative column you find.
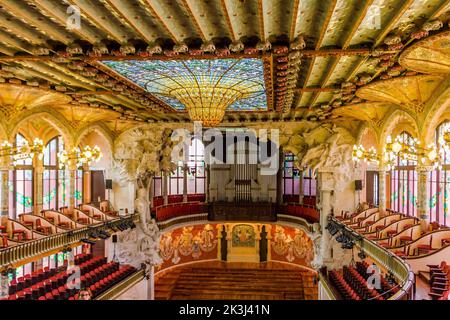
[298,169,304,204]
[0,158,10,226]
[378,166,387,216]
[144,266,155,300]
[162,171,168,205]
[68,162,77,210]
[183,164,188,202]
[83,164,91,204]
[205,164,210,203]
[149,175,154,209]
[276,150,283,205]
[34,156,44,215]
[416,165,433,233]
[317,167,335,265]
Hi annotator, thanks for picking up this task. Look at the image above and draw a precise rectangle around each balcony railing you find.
[329,216,415,300]
[95,269,145,300]
[0,214,137,269]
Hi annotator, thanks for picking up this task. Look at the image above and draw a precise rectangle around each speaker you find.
[355,180,363,191]
[105,179,113,190]
[112,235,117,243]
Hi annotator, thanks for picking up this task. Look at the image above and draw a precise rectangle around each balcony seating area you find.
[2,253,137,300]
[279,204,319,224]
[152,194,207,211]
[156,202,208,222]
[327,261,399,300]
[282,195,316,206]
[427,261,450,300]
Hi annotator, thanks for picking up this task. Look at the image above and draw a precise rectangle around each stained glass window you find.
[283,153,300,195]
[102,59,267,112]
[13,134,33,217]
[75,169,83,206]
[187,138,205,194]
[43,136,69,210]
[169,164,184,195]
[303,169,317,197]
[390,132,417,216]
[428,122,450,226]
[153,175,162,197]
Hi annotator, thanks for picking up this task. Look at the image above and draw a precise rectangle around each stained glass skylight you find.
[102,58,268,112]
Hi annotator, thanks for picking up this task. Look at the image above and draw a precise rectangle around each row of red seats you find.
[152,194,206,210]
[83,265,136,298]
[343,266,384,300]
[282,195,316,206]
[74,253,93,266]
[355,261,399,298]
[78,257,108,275]
[156,202,208,222]
[8,266,59,295]
[280,205,319,223]
[328,270,361,300]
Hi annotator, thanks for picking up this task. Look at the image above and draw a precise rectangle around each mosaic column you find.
[68,162,77,210]
[417,165,433,232]
[183,164,188,202]
[298,169,304,204]
[205,164,210,203]
[378,167,387,215]
[34,157,44,215]
[163,171,168,205]
[0,159,10,227]
[318,167,335,263]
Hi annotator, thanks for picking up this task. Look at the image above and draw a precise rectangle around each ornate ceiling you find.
[0,0,448,132]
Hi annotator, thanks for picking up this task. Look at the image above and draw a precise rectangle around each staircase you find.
[155,262,317,300]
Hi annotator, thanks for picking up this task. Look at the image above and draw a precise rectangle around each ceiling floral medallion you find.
[102,58,268,127]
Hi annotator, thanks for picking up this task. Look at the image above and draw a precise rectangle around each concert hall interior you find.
[0,0,450,301]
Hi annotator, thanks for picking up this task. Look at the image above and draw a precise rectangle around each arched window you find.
[283,152,300,195]
[43,136,69,210]
[428,121,450,226]
[10,134,34,218]
[187,138,205,194]
[389,132,417,216]
[282,152,317,198]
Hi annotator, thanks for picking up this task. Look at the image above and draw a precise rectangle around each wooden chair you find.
[399,228,414,245]
[416,235,434,255]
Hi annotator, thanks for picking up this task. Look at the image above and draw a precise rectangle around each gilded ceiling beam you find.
[68,0,131,43]
[289,0,301,42]
[142,0,180,44]
[179,0,208,42]
[257,0,265,41]
[66,90,119,96]
[0,30,36,55]
[103,0,158,44]
[309,0,376,106]
[0,11,50,46]
[0,44,16,57]
[299,0,338,104]
[1,0,74,45]
[294,87,339,93]
[33,0,104,45]
[373,0,414,47]
[219,0,236,42]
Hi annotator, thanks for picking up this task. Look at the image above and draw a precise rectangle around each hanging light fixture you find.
[352,145,380,164]
[58,145,103,169]
[0,138,44,165]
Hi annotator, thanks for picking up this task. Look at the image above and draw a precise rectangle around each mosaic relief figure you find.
[232,224,256,247]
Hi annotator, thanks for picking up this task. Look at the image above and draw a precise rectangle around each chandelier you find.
[352,145,380,164]
[171,86,244,127]
[353,132,448,170]
[58,145,102,169]
[0,138,44,165]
